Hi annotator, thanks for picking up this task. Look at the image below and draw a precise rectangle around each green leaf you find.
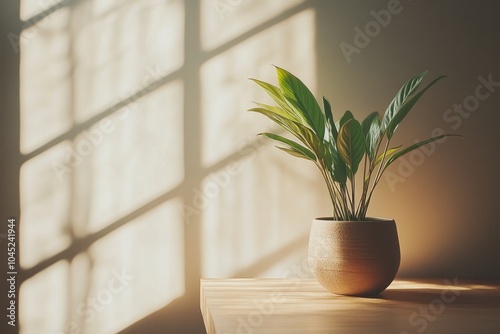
[337,119,365,175]
[384,74,446,139]
[248,106,300,135]
[259,132,316,161]
[323,96,338,140]
[275,66,325,140]
[249,78,306,124]
[249,78,284,104]
[330,145,347,184]
[322,140,333,170]
[323,96,333,124]
[334,111,358,180]
[361,112,379,134]
[381,70,428,134]
[383,134,462,170]
[339,110,354,129]
[374,145,402,166]
[361,112,380,160]
[276,146,315,160]
[252,102,298,122]
[248,107,296,133]
[248,107,322,152]
[321,139,347,184]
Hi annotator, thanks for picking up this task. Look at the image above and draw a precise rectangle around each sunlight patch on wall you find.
[199,8,320,278]
[20,144,72,269]
[19,6,72,154]
[200,9,317,167]
[20,0,184,154]
[20,78,184,267]
[20,200,184,334]
[20,261,69,334]
[200,0,306,51]
[201,146,329,278]
[77,81,184,235]
[83,199,185,334]
[71,0,184,124]
[19,1,187,332]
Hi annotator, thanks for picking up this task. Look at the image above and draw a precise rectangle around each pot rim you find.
[314,217,394,223]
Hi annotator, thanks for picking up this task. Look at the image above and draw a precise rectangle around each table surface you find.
[200,278,500,334]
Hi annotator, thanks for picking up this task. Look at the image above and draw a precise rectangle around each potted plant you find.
[248,67,460,296]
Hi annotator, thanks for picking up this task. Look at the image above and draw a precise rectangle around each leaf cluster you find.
[249,67,461,221]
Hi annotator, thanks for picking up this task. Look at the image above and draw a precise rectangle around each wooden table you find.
[200,278,500,334]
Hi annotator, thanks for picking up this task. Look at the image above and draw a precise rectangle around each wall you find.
[315,0,500,278]
[1,1,499,334]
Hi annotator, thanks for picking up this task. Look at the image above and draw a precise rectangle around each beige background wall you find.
[0,1,499,333]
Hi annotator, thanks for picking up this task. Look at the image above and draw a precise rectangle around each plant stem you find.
[363,138,391,218]
[356,155,370,220]
[316,160,342,219]
[350,172,356,218]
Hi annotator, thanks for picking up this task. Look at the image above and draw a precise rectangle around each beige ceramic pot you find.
[308,217,400,296]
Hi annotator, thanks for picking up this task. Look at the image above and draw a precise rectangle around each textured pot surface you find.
[308,218,400,296]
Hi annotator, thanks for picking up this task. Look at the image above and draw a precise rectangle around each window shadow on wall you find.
[17,0,318,333]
